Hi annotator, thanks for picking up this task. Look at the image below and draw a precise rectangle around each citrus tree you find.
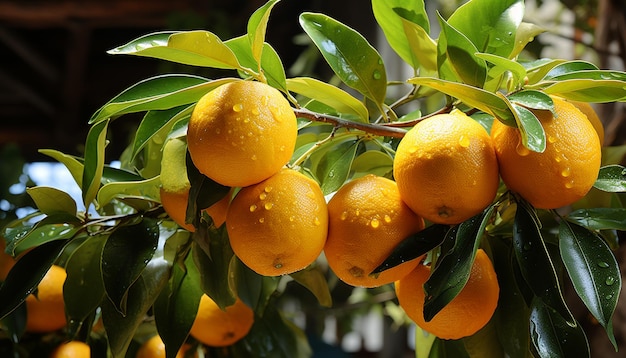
[1,0,626,357]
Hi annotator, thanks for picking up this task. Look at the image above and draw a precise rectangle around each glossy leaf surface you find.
[594,165,626,192]
[82,119,108,210]
[529,298,589,358]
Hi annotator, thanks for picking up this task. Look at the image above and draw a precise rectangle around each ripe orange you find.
[0,239,15,281]
[160,137,230,231]
[324,175,425,287]
[393,110,500,225]
[226,168,328,276]
[395,249,499,340]
[49,340,90,358]
[25,264,67,333]
[187,80,297,187]
[189,295,254,347]
[491,96,602,209]
[571,100,605,146]
[136,334,196,358]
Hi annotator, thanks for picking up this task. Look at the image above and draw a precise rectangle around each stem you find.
[381,104,453,128]
[293,108,407,138]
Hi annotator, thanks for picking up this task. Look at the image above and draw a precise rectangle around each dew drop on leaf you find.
[373,70,382,80]
[597,261,610,268]
[605,276,616,285]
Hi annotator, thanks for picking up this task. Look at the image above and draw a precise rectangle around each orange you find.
[25,264,67,333]
[189,295,254,347]
[563,99,605,146]
[0,239,15,281]
[395,249,499,340]
[393,110,500,225]
[226,168,328,276]
[160,137,230,231]
[187,80,297,187]
[49,341,90,358]
[491,96,601,209]
[136,334,196,358]
[324,175,425,287]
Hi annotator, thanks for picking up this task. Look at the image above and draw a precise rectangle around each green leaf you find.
[508,101,546,153]
[260,42,288,94]
[508,90,554,112]
[594,165,626,192]
[89,75,235,124]
[102,246,169,358]
[64,235,107,322]
[524,58,569,85]
[476,53,527,87]
[513,202,576,325]
[437,14,487,88]
[510,22,546,59]
[529,298,590,358]
[371,0,430,69]
[287,77,369,121]
[108,30,243,70]
[400,16,438,74]
[408,77,516,125]
[0,239,67,320]
[315,140,359,195]
[351,150,393,178]
[101,218,160,315]
[231,257,279,315]
[97,176,161,208]
[247,0,280,66]
[38,149,84,187]
[448,0,523,58]
[131,105,193,160]
[424,207,495,321]
[26,186,77,216]
[290,265,332,307]
[186,155,231,228]
[191,229,236,309]
[299,12,387,107]
[544,60,599,79]
[155,252,203,358]
[559,221,620,349]
[372,224,448,275]
[540,79,626,103]
[4,219,78,256]
[567,208,626,231]
[82,119,108,210]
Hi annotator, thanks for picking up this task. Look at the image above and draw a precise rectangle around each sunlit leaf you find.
[559,221,620,349]
[64,235,106,322]
[260,42,288,94]
[540,79,626,103]
[408,77,516,125]
[438,14,487,88]
[300,12,387,107]
[38,149,84,188]
[567,208,626,231]
[287,77,369,121]
[82,119,108,210]
[544,60,599,79]
[400,17,438,74]
[0,239,67,320]
[507,100,546,153]
[290,265,332,307]
[101,218,160,315]
[247,0,280,66]
[108,30,244,70]
[524,58,569,85]
[372,0,430,69]
[315,140,359,195]
[97,176,161,208]
[89,75,235,124]
[351,150,393,178]
[529,298,589,358]
[155,252,203,358]
[511,22,545,59]
[513,202,575,325]
[594,165,626,192]
[448,0,523,58]
[26,186,77,216]
[476,53,527,87]
[423,207,495,321]
[508,90,554,112]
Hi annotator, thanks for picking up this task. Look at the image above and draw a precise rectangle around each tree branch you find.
[293,108,407,138]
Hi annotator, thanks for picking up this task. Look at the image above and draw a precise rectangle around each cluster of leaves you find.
[1,0,626,357]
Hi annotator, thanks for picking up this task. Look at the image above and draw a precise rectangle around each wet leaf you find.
[509,101,546,153]
[101,218,160,315]
[508,90,554,112]
[594,165,626,192]
[315,140,359,195]
[97,176,161,207]
[513,202,575,325]
[540,79,626,103]
[544,60,599,79]
[511,22,545,59]
[567,208,626,231]
[529,298,589,358]
[559,221,620,349]
[300,12,387,107]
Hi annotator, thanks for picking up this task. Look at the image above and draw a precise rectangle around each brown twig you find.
[293,108,408,138]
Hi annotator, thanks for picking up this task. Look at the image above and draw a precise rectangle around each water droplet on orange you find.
[249,204,257,212]
[561,167,571,177]
[458,135,470,148]
[259,192,267,200]
[314,217,321,226]
[264,202,273,210]
[340,211,348,220]
[384,215,392,223]
[264,186,273,193]
[370,218,380,228]
[565,180,574,189]
[251,107,260,116]
[259,217,265,223]
[251,154,258,161]
[232,103,243,112]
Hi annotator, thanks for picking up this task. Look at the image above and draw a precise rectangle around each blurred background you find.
[1,0,625,357]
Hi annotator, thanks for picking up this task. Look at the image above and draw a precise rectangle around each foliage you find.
[1,0,626,357]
